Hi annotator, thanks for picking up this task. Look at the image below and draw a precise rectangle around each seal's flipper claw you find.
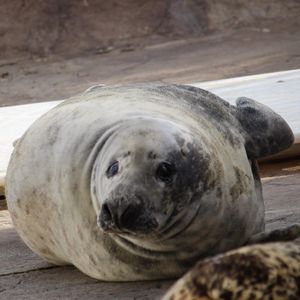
[12,138,20,147]
[83,84,106,94]
[247,223,300,245]
[235,97,294,159]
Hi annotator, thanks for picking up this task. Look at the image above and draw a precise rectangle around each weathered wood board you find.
[1,169,299,299]
[0,70,300,298]
[1,69,300,196]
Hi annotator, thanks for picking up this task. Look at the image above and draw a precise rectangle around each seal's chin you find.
[97,220,159,237]
[112,233,179,259]
[111,214,204,261]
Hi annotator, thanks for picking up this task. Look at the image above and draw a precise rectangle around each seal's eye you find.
[156,162,176,184]
[106,161,119,178]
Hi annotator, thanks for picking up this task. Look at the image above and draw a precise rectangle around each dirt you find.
[1,0,299,59]
[0,0,300,106]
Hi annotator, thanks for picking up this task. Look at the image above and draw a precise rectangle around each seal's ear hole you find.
[148,151,157,160]
[156,162,176,184]
[106,161,119,178]
[181,148,187,157]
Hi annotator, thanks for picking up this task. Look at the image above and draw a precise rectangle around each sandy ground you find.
[1,25,300,106]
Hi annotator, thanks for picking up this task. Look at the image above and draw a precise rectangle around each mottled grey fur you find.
[5,84,294,281]
[163,241,300,300]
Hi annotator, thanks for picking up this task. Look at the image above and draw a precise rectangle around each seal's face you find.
[92,118,209,241]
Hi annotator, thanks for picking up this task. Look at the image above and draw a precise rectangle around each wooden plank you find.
[0,213,172,299]
[259,158,300,178]
[0,196,7,210]
[1,69,300,196]
[0,101,61,188]
[263,173,300,230]
[195,69,300,144]
[0,267,172,300]
[0,172,299,299]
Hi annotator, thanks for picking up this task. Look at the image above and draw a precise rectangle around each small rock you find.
[262,28,271,33]
[1,72,9,79]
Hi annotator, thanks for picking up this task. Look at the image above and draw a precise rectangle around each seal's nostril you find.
[101,203,113,222]
[98,202,117,231]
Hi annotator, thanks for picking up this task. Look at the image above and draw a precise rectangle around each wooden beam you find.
[1,70,300,196]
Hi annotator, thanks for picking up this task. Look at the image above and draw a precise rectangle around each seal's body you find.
[6,84,294,281]
[162,241,300,300]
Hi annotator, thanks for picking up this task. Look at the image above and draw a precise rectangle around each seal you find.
[5,84,295,281]
[162,240,300,300]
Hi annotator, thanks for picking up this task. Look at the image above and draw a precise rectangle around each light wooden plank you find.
[1,70,299,195]
[0,101,61,184]
[194,69,300,142]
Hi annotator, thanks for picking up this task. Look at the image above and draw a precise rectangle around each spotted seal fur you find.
[162,241,300,300]
[5,83,296,280]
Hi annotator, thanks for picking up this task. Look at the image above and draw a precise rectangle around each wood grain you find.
[1,172,299,299]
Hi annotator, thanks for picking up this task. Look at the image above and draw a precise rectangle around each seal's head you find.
[91,117,211,244]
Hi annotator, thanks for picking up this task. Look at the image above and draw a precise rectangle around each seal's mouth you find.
[97,215,159,236]
[97,193,202,261]
[112,233,178,259]
[111,217,205,261]
[156,192,202,241]
[97,190,202,244]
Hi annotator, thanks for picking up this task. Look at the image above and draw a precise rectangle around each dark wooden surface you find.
[1,161,300,299]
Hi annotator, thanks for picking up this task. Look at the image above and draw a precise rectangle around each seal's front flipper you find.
[247,224,300,245]
[235,97,294,159]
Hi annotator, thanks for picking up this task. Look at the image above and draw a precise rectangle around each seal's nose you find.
[98,202,116,231]
[98,201,143,232]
